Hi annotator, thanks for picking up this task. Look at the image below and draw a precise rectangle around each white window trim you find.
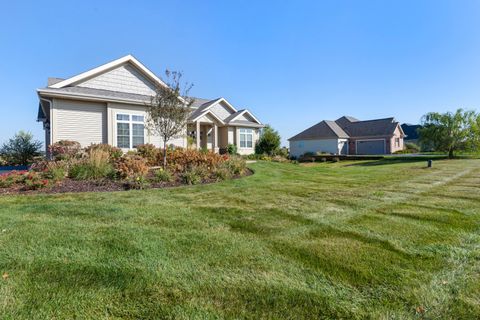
[115,112,145,150]
[239,128,254,149]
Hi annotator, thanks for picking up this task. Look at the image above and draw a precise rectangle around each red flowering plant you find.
[0,170,28,188]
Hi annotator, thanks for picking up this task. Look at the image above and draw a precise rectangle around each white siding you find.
[52,99,107,147]
[289,139,344,158]
[107,103,186,149]
[210,101,233,120]
[78,63,156,95]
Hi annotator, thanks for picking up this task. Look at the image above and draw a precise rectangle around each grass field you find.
[0,159,479,319]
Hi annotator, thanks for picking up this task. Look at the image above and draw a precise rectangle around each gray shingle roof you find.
[188,98,222,120]
[339,117,398,137]
[289,120,349,141]
[335,115,359,128]
[224,109,245,123]
[39,86,152,102]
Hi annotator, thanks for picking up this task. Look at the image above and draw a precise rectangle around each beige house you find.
[289,116,405,157]
[37,55,263,156]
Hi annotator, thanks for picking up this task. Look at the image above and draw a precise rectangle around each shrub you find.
[167,149,226,173]
[23,171,50,190]
[153,168,173,182]
[275,147,289,158]
[85,144,123,161]
[331,157,340,163]
[115,155,149,179]
[49,140,82,161]
[213,166,232,181]
[403,142,421,153]
[226,144,237,155]
[271,155,290,163]
[124,175,150,190]
[255,125,281,156]
[223,156,246,175]
[69,149,114,180]
[40,161,68,182]
[0,156,7,166]
[136,144,160,165]
[302,152,316,157]
[181,165,208,185]
[0,131,43,165]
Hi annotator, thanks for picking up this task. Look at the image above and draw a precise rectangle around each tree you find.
[255,125,281,156]
[146,70,194,169]
[0,131,43,165]
[419,108,479,159]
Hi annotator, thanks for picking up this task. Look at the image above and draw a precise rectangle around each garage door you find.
[356,140,385,155]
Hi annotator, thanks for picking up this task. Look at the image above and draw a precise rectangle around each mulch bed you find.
[0,169,253,195]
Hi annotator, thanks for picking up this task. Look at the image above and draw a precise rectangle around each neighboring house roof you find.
[339,117,400,137]
[401,123,421,140]
[290,116,404,141]
[289,120,349,141]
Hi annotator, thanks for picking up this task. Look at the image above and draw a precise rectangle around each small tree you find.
[419,108,479,159]
[146,70,194,169]
[255,125,281,156]
[0,131,43,165]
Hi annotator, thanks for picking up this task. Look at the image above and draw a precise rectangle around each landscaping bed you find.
[0,141,250,195]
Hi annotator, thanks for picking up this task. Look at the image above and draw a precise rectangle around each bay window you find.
[239,128,253,148]
[116,113,145,149]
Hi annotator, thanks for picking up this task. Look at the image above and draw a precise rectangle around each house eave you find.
[37,89,149,106]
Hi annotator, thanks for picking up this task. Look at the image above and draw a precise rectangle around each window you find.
[395,137,400,147]
[239,128,253,148]
[116,113,145,149]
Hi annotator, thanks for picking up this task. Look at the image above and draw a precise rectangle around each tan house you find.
[289,116,405,157]
[37,55,263,156]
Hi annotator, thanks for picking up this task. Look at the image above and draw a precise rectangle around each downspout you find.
[39,97,53,159]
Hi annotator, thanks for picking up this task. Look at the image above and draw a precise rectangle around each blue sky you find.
[1,0,480,146]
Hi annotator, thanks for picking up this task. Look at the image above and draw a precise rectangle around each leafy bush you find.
[0,131,43,165]
[136,144,160,165]
[49,140,82,161]
[124,175,150,190]
[114,155,149,179]
[331,157,340,163]
[40,161,68,182]
[0,171,28,188]
[255,125,281,156]
[181,165,208,185]
[226,144,237,155]
[69,149,114,180]
[85,144,123,161]
[0,156,7,166]
[167,149,226,173]
[302,152,316,157]
[276,147,289,158]
[405,142,420,153]
[154,168,173,182]
[222,156,246,175]
[213,166,232,181]
[271,155,290,163]
[23,171,49,190]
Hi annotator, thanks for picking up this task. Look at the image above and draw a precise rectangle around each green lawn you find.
[0,159,479,319]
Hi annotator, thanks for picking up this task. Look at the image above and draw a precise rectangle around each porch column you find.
[196,121,200,150]
[213,123,218,153]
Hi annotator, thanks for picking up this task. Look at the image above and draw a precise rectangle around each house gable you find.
[76,63,157,96]
[210,101,235,120]
[49,55,167,93]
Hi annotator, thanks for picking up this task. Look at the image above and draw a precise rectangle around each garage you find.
[356,139,385,155]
